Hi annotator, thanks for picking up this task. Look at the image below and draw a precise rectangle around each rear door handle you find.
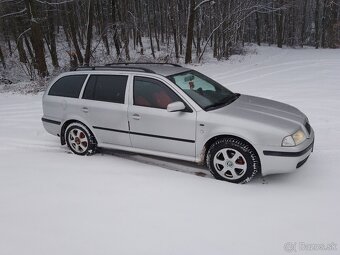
[132,114,141,120]
[82,107,89,113]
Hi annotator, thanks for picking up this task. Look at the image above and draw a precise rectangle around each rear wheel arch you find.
[64,122,97,155]
[60,119,97,145]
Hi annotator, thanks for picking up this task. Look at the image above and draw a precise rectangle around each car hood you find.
[213,94,307,132]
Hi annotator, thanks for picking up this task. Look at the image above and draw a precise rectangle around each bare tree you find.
[275,0,285,48]
[315,0,321,48]
[300,0,308,47]
[66,1,84,65]
[46,2,59,68]
[0,0,338,81]
[24,0,48,77]
[84,0,94,66]
[0,45,5,68]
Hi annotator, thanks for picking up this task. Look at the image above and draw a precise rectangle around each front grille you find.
[305,121,311,135]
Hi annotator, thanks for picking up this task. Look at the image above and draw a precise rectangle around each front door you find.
[128,76,196,157]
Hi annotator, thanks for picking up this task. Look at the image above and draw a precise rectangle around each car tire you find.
[65,122,97,156]
[207,137,260,184]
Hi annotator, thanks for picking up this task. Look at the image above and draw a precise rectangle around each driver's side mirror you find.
[167,101,186,112]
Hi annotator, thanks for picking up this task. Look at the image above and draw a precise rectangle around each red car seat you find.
[153,91,173,109]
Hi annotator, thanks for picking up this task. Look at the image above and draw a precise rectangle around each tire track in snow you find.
[0,103,41,110]
[212,59,340,80]
[0,138,62,152]
[0,98,212,179]
[215,61,339,86]
[101,149,213,179]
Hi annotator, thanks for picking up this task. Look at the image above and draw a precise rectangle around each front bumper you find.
[260,128,315,176]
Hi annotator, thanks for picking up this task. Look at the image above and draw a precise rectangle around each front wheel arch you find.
[202,135,261,173]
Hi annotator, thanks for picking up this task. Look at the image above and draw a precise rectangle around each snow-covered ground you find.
[0,46,339,254]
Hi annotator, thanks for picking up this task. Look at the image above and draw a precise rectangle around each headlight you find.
[282,129,306,147]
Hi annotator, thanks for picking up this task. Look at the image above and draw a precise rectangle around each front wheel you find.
[65,123,97,156]
[207,137,260,184]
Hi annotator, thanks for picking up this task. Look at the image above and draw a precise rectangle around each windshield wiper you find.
[204,93,240,111]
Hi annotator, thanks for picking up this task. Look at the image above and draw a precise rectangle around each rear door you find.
[80,74,131,147]
[128,76,196,157]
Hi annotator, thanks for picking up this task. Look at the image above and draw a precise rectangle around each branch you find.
[194,0,214,11]
[16,27,31,43]
[198,2,273,62]
[33,0,75,6]
[127,11,143,33]
[0,0,21,3]
[0,8,26,18]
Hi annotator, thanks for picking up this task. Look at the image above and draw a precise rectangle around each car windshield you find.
[167,70,237,111]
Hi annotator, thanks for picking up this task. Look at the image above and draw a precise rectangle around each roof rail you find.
[105,62,182,67]
[71,66,155,73]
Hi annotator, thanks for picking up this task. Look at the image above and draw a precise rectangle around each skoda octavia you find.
[42,63,314,183]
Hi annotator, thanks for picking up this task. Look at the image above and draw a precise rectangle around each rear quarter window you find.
[48,75,87,98]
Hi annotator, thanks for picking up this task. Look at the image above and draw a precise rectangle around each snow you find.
[1,46,340,254]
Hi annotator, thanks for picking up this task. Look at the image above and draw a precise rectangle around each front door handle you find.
[132,114,141,120]
[82,107,89,113]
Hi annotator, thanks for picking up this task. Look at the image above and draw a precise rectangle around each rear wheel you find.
[207,137,260,184]
[65,123,97,156]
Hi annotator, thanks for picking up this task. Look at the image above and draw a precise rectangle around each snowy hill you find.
[0,46,339,255]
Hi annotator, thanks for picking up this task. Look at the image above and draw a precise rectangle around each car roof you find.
[71,63,190,77]
[129,64,190,76]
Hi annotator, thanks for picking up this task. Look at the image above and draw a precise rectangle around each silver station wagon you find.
[42,63,314,183]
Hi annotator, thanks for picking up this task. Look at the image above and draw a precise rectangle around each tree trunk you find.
[170,2,179,60]
[24,34,34,61]
[178,1,183,56]
[0,45,5,68]
[185,0,195,64]
[6,33,13,57]
[300,0,308,47]
[17,36,28,64]
[146,2,155,59]
[196,8,202,57]
[111,0,121,58]
[67,2,84,65]
[97,0,110,55]
[11,17,29,63]
[1,6,13,56]
[47,3,59,68]
[121,0,130,61]
[321,0,328,48]
[255,12,261,46]
[153,0,160,52]
[159,0,164,44]
[24,0,48,77]
[74,5,85,49]
[327,1,338,48]
[84,0,94,66]
[315,0,320,49]
[276,8,284,48]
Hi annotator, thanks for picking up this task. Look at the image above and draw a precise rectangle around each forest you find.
[0,0,339,81]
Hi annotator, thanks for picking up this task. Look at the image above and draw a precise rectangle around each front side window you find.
[48,75,87,98]
[168,70,237,111]
[133,77,182,109]
[83,75,128,104]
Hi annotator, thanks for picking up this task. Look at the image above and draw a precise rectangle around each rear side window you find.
[83,75,128,104]
[48,75,87,98]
